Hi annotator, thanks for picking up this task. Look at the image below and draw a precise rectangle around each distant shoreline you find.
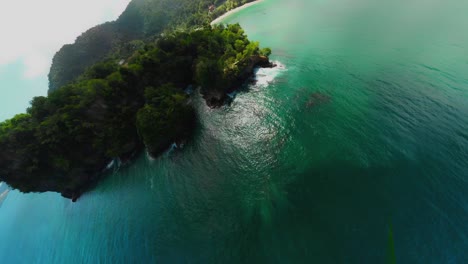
[211,0,264,25]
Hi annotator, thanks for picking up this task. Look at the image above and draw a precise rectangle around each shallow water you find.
[1,0,468,263]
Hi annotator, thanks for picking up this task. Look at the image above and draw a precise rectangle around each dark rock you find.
[203,55,275,108]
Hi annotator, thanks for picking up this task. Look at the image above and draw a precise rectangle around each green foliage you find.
[82,60,119,80]
[260,47,272,57]
[191,24,266,96]
[137,84,195,154]
[48,0,258,92]
[1,23,270,198]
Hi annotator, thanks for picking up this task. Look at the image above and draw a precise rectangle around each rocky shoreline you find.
[60,56,273,202]
[0,24,272,202]
[64,57,273,201]
[203,55,276,107]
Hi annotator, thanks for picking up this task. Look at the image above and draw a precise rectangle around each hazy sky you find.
[0,0,131,121]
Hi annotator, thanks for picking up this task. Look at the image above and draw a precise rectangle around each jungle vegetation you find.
[0,24,271,200]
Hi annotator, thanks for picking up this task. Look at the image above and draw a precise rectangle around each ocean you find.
[0,0,467,262]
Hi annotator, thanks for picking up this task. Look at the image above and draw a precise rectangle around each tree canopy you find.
[48,0,258,92]
[1,24,271,200]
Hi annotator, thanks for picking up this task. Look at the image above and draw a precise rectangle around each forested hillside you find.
[1,24,271,201]
[48,0,256,92]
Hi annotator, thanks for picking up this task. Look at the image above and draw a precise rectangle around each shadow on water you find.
[248,159,396,263]
[152,159,402,263]
[305,91,332,109]
[140,158,411,263]
[270,155,467,263]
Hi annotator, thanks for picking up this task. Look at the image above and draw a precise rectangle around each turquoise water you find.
[1,0,468,262]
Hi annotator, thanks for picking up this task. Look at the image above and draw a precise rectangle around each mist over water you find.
[1,0,467,263]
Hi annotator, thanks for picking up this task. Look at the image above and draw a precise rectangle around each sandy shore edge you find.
[210,0,264,25]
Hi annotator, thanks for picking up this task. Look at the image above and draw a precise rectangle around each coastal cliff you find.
[0,24,272,201]
[203,55,275,107]
[48,0,258,93]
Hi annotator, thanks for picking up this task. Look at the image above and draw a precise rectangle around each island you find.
[0,0,272,202]
[49,0,261,93]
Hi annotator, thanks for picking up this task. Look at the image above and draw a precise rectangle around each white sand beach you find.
[210,0,263,25]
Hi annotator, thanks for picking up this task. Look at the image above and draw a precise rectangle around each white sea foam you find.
[253,61,286,87]
[168,143,178,153]
[105,158,122,171]
[146,150,156,161]
[106,160,115,170]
